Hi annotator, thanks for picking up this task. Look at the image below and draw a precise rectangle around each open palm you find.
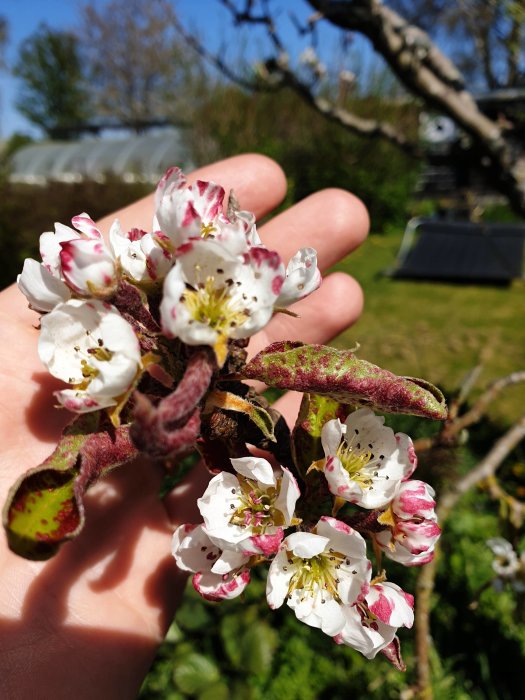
[0,154,369,699]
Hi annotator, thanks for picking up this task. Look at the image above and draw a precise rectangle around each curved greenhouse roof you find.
[9,128,194,184]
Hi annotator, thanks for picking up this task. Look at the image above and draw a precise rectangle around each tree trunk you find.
[308,0,525,215]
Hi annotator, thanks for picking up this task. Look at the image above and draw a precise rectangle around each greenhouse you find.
[9,128,194,184]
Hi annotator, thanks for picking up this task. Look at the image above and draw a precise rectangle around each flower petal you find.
[60,239,117,296]
[276,247,322,306]
[17,258,71,312]
[230,456,276,486]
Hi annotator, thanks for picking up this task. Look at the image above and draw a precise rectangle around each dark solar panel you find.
[393,221,525,282]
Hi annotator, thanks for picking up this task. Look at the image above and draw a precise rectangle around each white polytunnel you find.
[9,128,195,184]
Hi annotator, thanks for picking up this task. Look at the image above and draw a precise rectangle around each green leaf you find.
[175,598,213,632]
[242,341,447,420]
[240,621,278,676]
[198,682,230,700]
[172,653,220,695]
[221,607,278,677]
[292,394,350,478]
[3,412,137,560]
[220,612,244,670]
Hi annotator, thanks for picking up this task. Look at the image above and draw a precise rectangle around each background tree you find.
[389,0,525,90]
[180,0,525,215]
[80,0,203,132]
[0,16,7,70]
[13,24,88,139]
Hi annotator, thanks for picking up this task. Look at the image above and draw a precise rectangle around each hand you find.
[0,154,369,699]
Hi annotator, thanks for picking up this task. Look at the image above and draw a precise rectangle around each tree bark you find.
[308,0,525,214]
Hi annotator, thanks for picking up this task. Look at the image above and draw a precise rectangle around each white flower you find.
[109,222,173,284]
[38,299,141,414]
[38,212,117,297]
[334,581,414,659]
[60,237,117,296]
[197,456,300,556]
[321,408,416,509]
[17,258,71,312]
[154,167,256,252]
[39,214,101,277]
[276,248,322,307]
[160,239,285,366]
[266,517,371,636]
[172,523,250,601]
[374,480,441,566]
[487,538,520,578]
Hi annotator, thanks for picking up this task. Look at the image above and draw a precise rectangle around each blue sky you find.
[0,0,372,139]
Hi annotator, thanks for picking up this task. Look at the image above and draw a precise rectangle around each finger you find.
[96,153,287,233]
[247,274,364,436]
[0,457,179,699]
[250,272,364,357]
[258,188,369,267]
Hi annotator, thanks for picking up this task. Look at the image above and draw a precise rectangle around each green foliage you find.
[172,652,221,695]
[193,87,419,231]
[0,133,34,161]
[13,24,88,138]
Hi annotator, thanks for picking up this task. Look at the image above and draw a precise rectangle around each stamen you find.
[200,222,216,238]
[336,438,374,487]
[182,277,247,337]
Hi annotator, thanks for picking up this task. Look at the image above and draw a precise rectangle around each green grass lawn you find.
[331,230,525,425]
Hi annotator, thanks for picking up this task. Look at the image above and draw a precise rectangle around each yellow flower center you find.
[229,476,282,535]
[286,547,357,604]
[70,338,113,389]
[336,437,375,488]
[200,222,216,239]
[183,277,248,335]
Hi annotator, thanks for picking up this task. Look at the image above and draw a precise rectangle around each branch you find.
[172,13,260,91]
[413,370,525,453]
[267,60,421,156]
[307,1,525,214]
[458,0,499,90]
[486,474,525,529]
[414,414,525,699]
[437,413,525,522]
[505,10,523,87]
[177,1,420,156]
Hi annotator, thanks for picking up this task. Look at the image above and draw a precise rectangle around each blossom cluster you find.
[173,407,440,661]
[18,167,321,418]
[14,165,444,670]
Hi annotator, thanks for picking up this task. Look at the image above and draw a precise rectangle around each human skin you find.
[0,154,369,699]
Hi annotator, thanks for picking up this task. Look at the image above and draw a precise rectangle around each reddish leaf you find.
[3,413,137,560]
[242,342,447,420]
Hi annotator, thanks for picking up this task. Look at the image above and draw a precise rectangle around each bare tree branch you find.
[185,0,525,213]
[183,1,422,156]
[506,8,523,87]
[415,413,525,699]
[413,370,525,453]
[306,0,525,213]
[438,414,525,522]
[265,59,421,156]
[173,13,258,91]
